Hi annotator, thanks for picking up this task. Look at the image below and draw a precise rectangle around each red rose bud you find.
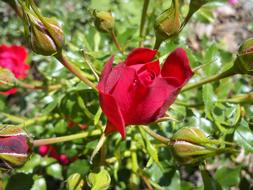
[0,125,30,170]
[154,0,180,41]
[38,145,49,156]
[233,38,253,75]
[171,127,218,164]
[0,44,29,95]
[97,48,193,139]
[58,154,70,165]
[93,10,114,33]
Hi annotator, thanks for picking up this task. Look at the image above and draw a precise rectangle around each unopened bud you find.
[93,10,114,33]
[67,173,84,190]
[0,125,30,170]
[233,38,253,75]
[154,0,180,41]
[27,13,64,56]
[0,68,17,91]
[171,127,217,164]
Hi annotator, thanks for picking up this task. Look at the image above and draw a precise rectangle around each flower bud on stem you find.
[154,0,180,49]
[182,37,253,92]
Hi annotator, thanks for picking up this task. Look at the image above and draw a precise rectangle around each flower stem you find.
[139,0,150,47]
[55,52,97,92]
[83,51,100,81]
[181,68,236,92]
[153,37,163,50]
[18,114,60,128]
[90,133,107,163]
[110,30,124,54]
[33,129,101,147]
[141,125,170,145]
[17,80,61,91]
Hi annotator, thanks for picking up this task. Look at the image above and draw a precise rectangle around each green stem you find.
[18,114,60,128]
[181,68,236,92]
[90,133,107,163]
[139,0,150,47]
[110,30,124,54]
[141,125,170,145]
[55,52,97,92]
[83,51,100,81]
[153,37,163,50]
[33,129,101,146]
[17,80,61,91]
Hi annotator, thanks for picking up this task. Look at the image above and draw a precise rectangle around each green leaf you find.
[31,176,47,190]
[67,159,90,177]
[214,166,241,189]
[234,119,253,152]
[88,169,111,190]
[46,163,63,180]
[201,169,222,190]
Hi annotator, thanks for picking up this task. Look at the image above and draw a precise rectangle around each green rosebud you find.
[0,125,31,170]
[0,67,17,91]
[154,0,180,41]
[171,127,217,164]
[26,13,64,56]
[93,10,114,33]
[88,169,111,190]
[67,173,84,190]
[181,0,209,30]
[233,38,253,75]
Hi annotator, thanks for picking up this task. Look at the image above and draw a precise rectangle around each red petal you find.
[161,48,193,86]
[125,48,157,66]
[0,135,29,154]
[10,45,27,62]
[99,92,126,138]
[110,67,138,123]
[128,77,180,124]
[97,56,114,92]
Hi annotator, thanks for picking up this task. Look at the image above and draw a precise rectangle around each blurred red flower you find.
[0,44,29,95]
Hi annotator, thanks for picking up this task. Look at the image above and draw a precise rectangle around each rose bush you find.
[0,44,29,95]
[98,48,193,138]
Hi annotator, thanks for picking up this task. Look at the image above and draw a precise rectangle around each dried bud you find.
[26,12,64,56]
[233,38,253,75]
[0,68,17,91]
[93,10,114,33]
[0,125,30,170]
[171,127,217,164]
[154,0,180,41]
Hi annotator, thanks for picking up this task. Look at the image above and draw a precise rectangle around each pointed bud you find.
[0,68,17,91]
[180,0,209,30]
[20,0,64,56]
[93,10,114,33]
[154,0,181,41]
[171,127,217,164]
[0,125,31,170]
[233,38,253,75]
